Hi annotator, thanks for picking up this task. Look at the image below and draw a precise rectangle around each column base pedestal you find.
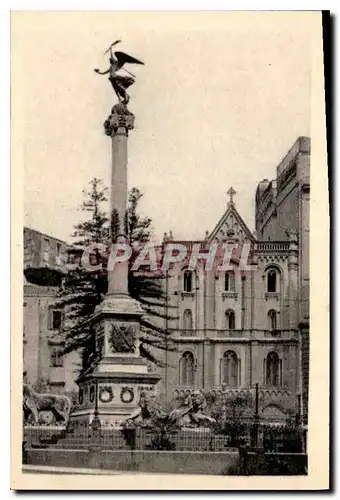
[69,366,161,427]
[69,290,161,427]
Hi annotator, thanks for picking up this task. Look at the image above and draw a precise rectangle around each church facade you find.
[156,136,310,423]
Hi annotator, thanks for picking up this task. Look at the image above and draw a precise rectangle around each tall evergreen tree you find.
[55,178,176,377]
[72,177,109,246]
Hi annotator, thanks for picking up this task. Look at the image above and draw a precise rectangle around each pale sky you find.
[16,11,312,244]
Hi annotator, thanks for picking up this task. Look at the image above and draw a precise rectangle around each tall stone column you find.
[106,104,134,297]
[70,103,161,427]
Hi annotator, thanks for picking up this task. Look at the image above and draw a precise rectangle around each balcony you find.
[216,330,244,339]
[253,329,298,341]
[171,385,293,399]
[264,330,282,338]
[180,292,195,300]
[211,387,254,398]
[213,329,297,341]
[172,386,254,399]
[265,292,280,301]
[254,242,289,253]
[179,329,199,338]
[174,329,298,341]
[222,292,238,301]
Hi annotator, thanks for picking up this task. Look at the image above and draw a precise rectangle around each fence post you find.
[88,381,102,452]
[24,426,32,450]
[252,383,260,449]
[296,393,305,453]
[22,440,28,465]
[89,415,102,451]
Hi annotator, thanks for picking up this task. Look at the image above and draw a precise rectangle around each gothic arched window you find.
[183,270,193,292]
[225,271,235,292]
[180,351,195,386]
[183,309,193,330]
[267,269,277,293]
[221,350,239,387]
[225,309,236,330]
[265,351,281,387]
[268,309,277,331]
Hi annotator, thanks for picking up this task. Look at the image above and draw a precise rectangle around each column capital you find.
[104,103,135,137]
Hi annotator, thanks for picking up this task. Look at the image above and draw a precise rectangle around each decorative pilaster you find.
[286,229,301,400]
[287,229,299,329]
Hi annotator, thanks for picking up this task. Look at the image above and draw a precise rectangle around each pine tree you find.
[72,177,109,246]
[55,178,176,378]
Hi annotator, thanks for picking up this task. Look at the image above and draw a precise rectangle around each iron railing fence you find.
[24,425,235,451]
[23,422,304,452]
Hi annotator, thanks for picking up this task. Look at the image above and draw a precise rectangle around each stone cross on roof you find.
[227,186,236,206]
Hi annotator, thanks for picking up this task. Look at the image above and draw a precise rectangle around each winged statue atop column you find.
[94,40,144,106]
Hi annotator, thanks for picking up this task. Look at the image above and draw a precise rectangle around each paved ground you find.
[22,465,161,475]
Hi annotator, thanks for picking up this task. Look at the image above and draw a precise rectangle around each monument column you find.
[69,95,161,427]
[105,104,135,297]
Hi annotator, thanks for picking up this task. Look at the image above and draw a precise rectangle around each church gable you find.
[208,188,255,243]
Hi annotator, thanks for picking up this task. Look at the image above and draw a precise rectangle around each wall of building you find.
[254,136,310,422]
[255,137,310,323]
[255,137,310,243]
[23,227,81,393]
[23,284,79,393]
[24,227,68,270]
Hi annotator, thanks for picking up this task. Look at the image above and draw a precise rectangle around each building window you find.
[225,272,235,292]
[180,351,195,386]
[43,238,50,263]
[183,270,193,292]
[265,351,282,387]
[267,269,277,293]
[56,243,62,265]
[221,350,239,387]
[183,309,193,330]
[49,310,62,330]
[268,309,277,331]
[225,309,235,330]
[51,348,64,367]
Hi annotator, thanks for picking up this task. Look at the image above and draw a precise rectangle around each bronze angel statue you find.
[94,40,144,105]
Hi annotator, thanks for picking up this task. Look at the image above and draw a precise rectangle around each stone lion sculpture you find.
[122,390,216,431]
[123,392,166,428]
[168,390,216,428]
[23,384,72,426]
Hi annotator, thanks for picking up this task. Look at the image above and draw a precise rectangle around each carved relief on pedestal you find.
[95,324,105,357]
[108,323,137,354]
[89,385,95,403]
[78,388,84,406]
[120,386,135,404]
[99,386,114,403]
